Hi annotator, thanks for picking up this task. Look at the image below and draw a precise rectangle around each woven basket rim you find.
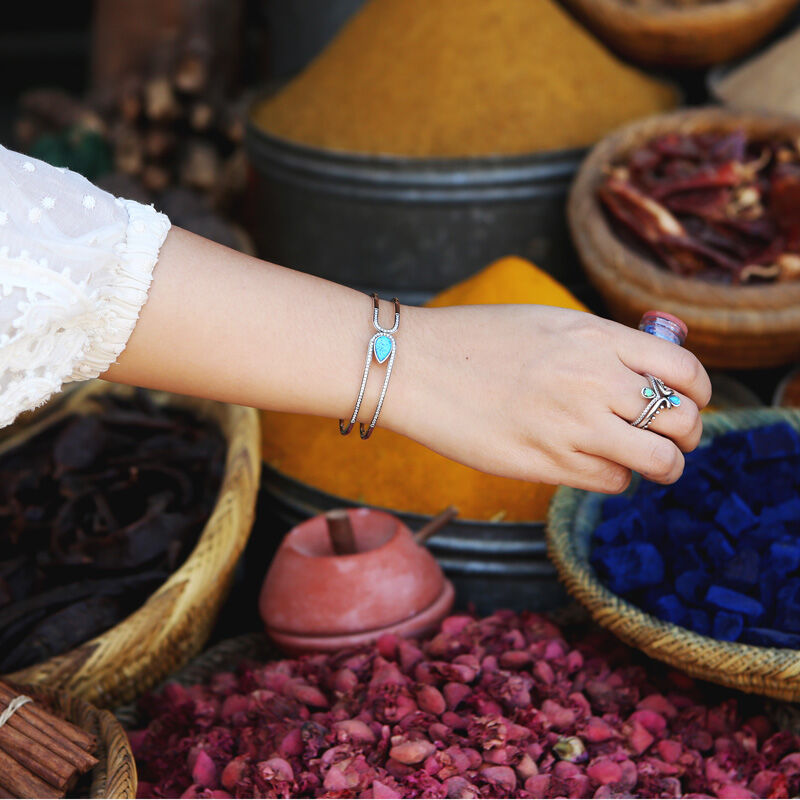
[546,407,800,701]
[13,681,136,798]
[4,381,261,707]
[568,107,800,322]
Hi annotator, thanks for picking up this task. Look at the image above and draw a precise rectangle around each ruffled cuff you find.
[69,199,171,381]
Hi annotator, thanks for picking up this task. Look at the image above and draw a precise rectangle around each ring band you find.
[631,374,681,429]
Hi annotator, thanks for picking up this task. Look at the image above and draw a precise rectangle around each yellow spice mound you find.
[253,0,677,157]
[260,257,588,522]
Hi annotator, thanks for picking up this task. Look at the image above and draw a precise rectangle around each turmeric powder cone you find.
[260,257,588,522]
[252,0,677,158]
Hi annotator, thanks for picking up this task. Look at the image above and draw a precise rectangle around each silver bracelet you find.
[339,294,400,440]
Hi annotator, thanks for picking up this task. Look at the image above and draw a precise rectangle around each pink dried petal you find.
[443,682,471,710]
[373,779,403,799]
[554,760,583,779]
[181,784,201,798]
[500,650,532,669]
[569,692,591,717]
[534,660,555,685]
[749,770,783,797]
[525,774,550,796]
[626,719,655,755]
[377,633,399,660]
[288,681,329,708]
[779,752,800,774]
[473,696,503,716]
[389,738,437,765]
[479,765,516,793]
[443,776,480,799]
[323,766,348,793]
[657,740,682,764]
[429,722,451,742]
[278,727,303,758]
[706,755,736,783]
[481,655,499,672]
[415,662,438,685]
[335,719,377,744]
[587,758,623,784]
[542,699,577,731]
[483,747,511,765]
[219,694,249,722]
[333,668,359,694]
[464,748,483,769]
[630,709,668,737]
[442,711,467,729]
[432,661,478,684]
[618,759,638,792]
[638,694,678,719]
[416,685,447,716]
[715,784,756,798]
[567,774,592,798]
[221,757,248,791]
[582,717,618,743]
[566,650,584,672]
[441,615,473,636]
[398,640,424,672]
[516,752,538,780]
[192,751,218,788]
[544,639,568,660]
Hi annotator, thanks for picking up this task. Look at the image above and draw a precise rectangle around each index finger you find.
[613,324,712,409]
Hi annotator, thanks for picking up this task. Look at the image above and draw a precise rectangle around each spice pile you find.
[592,422,800,647]
[715,28,800,118]
[261,257,586,522]
[0,681,98,799]
[0,390,225,672]
[130,611,800,799]
[252,0,677,157]
[600,129,800,283]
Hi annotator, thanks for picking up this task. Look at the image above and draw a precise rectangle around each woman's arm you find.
[106,227,712,494]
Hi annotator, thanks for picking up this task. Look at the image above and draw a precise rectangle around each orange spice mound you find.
[260,257,589,522]
[252,0,677,158]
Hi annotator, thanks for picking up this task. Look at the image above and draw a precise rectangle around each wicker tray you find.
[547,407,800,701]
[569,107,800,369]
[561,0,798,68]
[2,381,261,708]
[11,682,137,798]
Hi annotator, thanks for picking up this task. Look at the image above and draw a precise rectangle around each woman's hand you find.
[385,304,711,493]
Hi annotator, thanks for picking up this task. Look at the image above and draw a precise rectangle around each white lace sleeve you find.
[0,144,170,428]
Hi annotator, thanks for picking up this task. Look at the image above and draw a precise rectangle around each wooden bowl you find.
[14,682,137,798]
[4,381,261,707]
[569,107,800,369]
[561,0,799,68]
[547,407,800,701]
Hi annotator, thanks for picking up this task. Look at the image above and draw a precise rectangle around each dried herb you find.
[599,130,800,284]
[0,391,225,672]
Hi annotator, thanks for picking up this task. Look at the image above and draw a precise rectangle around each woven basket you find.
[547,407,800,702]
[569,107,800,369]
[12,682,137,798]
[561,0,798,68]
[114,633,276,730]
[3,381,261,708]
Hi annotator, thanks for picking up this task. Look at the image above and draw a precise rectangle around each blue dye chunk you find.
[714,493,758,538]
[688,609,711,636]
[712,611,744,641]
[592,423,800,646]
[706,586,764,620]
[743,627,800,649]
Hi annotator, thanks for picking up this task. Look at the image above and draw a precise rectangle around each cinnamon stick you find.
[0,683,95,751]
[0,748,63,799]
[0,782,15,799]
[0,722,77,790]
[0,708,95,772]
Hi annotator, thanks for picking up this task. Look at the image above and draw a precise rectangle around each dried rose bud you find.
[443,775,480,798]
[377,633,399,660]
[587,757,623,785]
[553,736,586,763]
[287,681,329,708]
[657,739,682,764]
[630,709,668,737]
[638,693,678,719]
[441,615,473,636]
[444,682,471,710]
[542,700,577,731]
[515,752,538,781]
[372,778,403,799]
[221,756,248,791]
[566,650,584,673]
[581,716,618,743]
[479,765,517,793]
[716,783,756,798]
[398,640,424,672]
[626,719,655,755]
[500,650,531,669]
[334,718,376,744]
[191,751,218,789]
[389,738,437,765]
[332,668,358,694]
[416,684,447,716]
[534,660,555,685]
[525,774,550,795]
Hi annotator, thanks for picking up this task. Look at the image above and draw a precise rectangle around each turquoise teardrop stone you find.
[643,387,655,399]
[669,395,681,406]
[374,335,393,364]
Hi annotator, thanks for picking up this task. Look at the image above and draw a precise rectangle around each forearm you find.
[104,226,427,427]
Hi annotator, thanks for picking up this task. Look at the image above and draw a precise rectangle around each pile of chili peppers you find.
[598,129,800,283]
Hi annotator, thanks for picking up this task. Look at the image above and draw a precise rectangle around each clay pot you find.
[259,508,455,654]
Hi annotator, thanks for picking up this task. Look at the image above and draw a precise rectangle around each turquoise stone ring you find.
[632,375,681,429]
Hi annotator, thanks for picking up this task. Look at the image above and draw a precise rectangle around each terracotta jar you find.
[259,508,455,653]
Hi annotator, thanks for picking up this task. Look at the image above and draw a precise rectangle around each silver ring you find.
[631,374,681,429]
